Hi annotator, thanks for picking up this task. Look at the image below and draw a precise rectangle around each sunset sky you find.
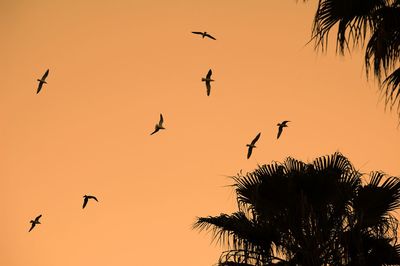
[1,1,400,266]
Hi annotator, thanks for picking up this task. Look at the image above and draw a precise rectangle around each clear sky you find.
[1,1,399,266]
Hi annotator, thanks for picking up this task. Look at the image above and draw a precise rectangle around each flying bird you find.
[191,31,216,40]
[36,69,49,94]
[29,214,42,232]
[150,113,165,135]
[83,195,98,209]
[246,132,261,159]
[277,121,290,139]
[202,69,214,96]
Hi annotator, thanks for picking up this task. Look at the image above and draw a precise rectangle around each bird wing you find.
[205,33,216,40]
[247,146,253,159]
[37,82,43,94]
[277,126,283,139]
[250,132,261,145]
[206,81,211,96]
[42,69,49,80]
[88,196,98,202]
[159,113,164,126]
[35,214,42,222]
[29,222,36,232]
[192,31,203,35]
[150,127,159,135]
[206,69,212,79]
[82,197,88,209]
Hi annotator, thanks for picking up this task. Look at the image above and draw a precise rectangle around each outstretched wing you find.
[42,69,49,80]
[206,69,212,79]
[192,31,203,35]
[36,82,44,94]
[277,126,283,139]
[206,81,211,96]
[250,132,261,145]
[150,126,159,135]
[82,197,89,209]
[88,196,98,202]
[205,33,216,40]
[35,214,42,222]
[29,222,36,232]
[247,146,253,159]
[159,113,164,126]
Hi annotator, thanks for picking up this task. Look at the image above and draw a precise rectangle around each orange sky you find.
[1,1,399,266]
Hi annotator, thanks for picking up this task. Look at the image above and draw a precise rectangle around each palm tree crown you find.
[194,152,400,265]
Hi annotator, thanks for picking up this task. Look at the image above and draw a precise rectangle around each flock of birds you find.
[28,195,98,232]
[29,30,290,232]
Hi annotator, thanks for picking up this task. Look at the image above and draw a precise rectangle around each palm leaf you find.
[312,151,352,172]
[283,157,308,174]
[365,5,400,81]
[382,67,400,113]
[311,0,385,53]
[193,212,277,250]
[233,163,284,213]
[360,235,400,264]
[354,172,400,228]
[218,250,277,266]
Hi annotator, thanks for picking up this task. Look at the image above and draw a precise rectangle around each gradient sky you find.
[1,1,400,266]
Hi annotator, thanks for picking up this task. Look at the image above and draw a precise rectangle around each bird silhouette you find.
[36,69,49,94]
[246,132,261,159]
[277,121,290,139]
[83,195,98,209]
[150,113,165,135]
[191,31,216,40]
[202,69,214,96]
[29,214,42,232]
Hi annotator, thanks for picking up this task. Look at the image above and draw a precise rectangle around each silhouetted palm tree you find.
[301,0,400,117]
[194,152,400,265]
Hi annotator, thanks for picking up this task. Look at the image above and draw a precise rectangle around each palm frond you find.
[193,212,276,250]
[365,5,400,81]
[361,235,400,264]
[233,162,284,213]
[233,171,262,211]
[382,67,400,112]
[254,163,283,179]
[354,172,400,228]
[218,250,278,266]
[283,157,308,174]
[311,0,386,54]
[312,152,354,175]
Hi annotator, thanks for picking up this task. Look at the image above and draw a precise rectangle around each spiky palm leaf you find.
[382,67,400,111]
[311,0,386,53]
[354,172,400,229]
[365,5,400,81]
[218,250,279,266]
[193,212,277,251]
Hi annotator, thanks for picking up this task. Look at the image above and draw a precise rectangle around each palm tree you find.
[194,152,400,265]
[300,0,400,118]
